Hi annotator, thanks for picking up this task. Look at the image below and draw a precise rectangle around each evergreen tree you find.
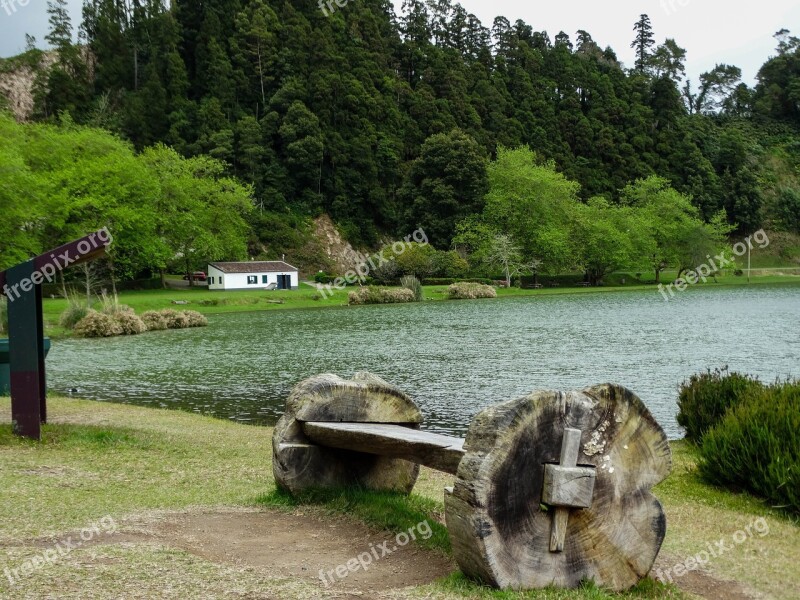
[631,14,655,73]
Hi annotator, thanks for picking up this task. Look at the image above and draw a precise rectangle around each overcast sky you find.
[1,0,797,85]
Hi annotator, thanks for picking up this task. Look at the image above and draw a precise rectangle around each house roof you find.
[209,261,298,274]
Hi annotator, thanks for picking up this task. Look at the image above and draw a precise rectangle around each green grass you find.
[430,574,682,600]
[258,486,451,554]
[2,397,798,598]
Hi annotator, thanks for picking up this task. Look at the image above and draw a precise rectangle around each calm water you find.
[46,286,799,439]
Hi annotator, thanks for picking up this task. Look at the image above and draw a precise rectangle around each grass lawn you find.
[1,396,797,599]
[39,272,800,339]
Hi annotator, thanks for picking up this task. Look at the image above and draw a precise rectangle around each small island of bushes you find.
[60,295,208,338]
[347,277,498,305]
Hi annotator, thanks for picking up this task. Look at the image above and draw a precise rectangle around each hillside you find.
[1,2,799,277]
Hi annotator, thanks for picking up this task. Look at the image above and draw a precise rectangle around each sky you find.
[1,0,797,86]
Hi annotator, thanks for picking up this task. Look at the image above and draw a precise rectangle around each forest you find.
[1,0,799,279]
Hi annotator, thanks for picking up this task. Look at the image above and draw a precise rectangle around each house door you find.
[278,275,291,290]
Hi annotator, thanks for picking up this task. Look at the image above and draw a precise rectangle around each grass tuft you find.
[257,486,451,553]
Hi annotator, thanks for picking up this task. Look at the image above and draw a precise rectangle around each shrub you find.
[59,294,91,330]
[112,311,147,335]
[423,278,456,286]
[676,368,764,444]
[159,309,190,329]
[314,272,336,284]
[448,282,497,300]
[141,311,168,331]
[73,311,124,338]
[182,310,208,328]
[394,243,437,279]
[348,286,415,305]
[699,381,800,514]
[99,291,134,315]
[400,275,423,302]
[371,259,399,284]
[431,250,469,278]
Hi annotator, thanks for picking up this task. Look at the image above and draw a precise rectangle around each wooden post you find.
[547,428,582,552]
[0,230,111,441]
[7,261,46,440]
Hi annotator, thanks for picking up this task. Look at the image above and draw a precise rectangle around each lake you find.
[46,285,799,439]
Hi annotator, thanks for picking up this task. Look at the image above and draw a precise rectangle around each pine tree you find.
[45,0,73,53]
[631,14,655,73]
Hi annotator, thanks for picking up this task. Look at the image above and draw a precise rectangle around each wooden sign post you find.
[0,230,111,440]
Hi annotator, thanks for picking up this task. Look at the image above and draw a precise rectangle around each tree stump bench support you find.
[273,373,672,592]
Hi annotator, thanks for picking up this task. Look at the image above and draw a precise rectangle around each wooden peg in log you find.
[543,427,597,552]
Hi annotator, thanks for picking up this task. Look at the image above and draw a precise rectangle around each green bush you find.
[73,311,124,338]
[58,294,91,330]
[431,250,469,278]
[699,381,800,514]
[676,368,764,444]
[448,282,497,300]
[422,278,456,286]
[141,311,168,331]
[314,272,335,284]
[348,286,415,305]
[400,275,423,302]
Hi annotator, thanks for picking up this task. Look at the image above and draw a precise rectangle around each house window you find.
[262,275,269,284]
[247,276,257,285]
[210,277,215,285]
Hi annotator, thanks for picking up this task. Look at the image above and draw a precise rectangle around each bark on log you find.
[444,384,671,591]
[272,373,422,495]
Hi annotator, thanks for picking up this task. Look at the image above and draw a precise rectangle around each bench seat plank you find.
[302,422,466,475]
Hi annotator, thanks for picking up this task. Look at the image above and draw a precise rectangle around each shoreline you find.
[39,274,800,339]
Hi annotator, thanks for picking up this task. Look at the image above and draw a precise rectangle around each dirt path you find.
[5,508,764,599]
[20,508,455,597]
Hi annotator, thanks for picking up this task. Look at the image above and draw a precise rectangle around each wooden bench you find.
[273,373,671,592]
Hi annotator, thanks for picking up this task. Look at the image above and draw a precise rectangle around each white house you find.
[208,261,299,291]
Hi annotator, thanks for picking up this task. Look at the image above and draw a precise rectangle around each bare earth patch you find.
[14,507,456,597]
[653,554,762,600]
[6,507,767,600]
[150,509,455,593]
